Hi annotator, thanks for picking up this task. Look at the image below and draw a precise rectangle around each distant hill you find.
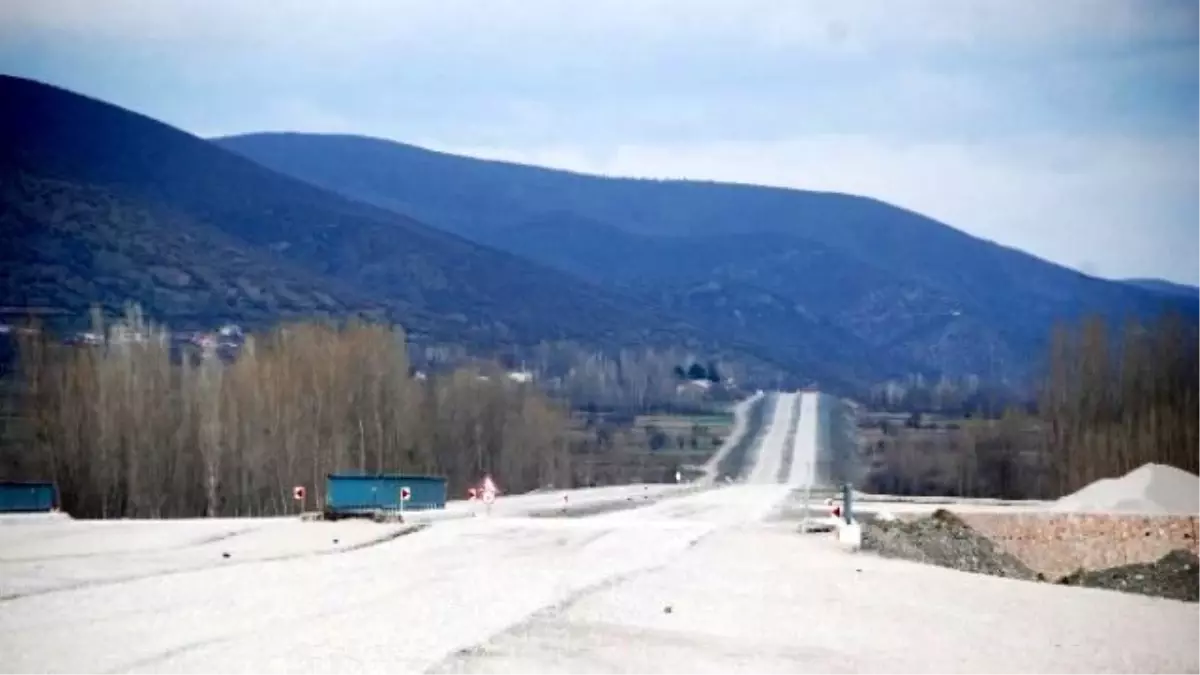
[216,132,1197,382]
[1122,278,1199,301]
[1,75,794,380]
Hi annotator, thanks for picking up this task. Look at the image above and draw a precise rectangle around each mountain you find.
[1122,278,1199,301]
[1,75,795,378]
[215,133,1197,382]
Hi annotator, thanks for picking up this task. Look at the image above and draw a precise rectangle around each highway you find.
[1,391,1194,674]
[787,390,819,487]
[743,392,796,485]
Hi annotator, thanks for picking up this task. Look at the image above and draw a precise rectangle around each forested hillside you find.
[1,75,792,382]
[219,132,1198,385]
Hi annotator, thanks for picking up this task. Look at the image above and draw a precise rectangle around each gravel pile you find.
[1056,549,1200,603]
[860,509,1037,581]
[1051,463,1200,516]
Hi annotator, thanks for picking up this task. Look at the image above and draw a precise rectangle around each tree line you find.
[859,311,1198,499]
[4,306,570,518]
[864,373,1027,420]
[410,340,741,413]
[1040,311,1197,494]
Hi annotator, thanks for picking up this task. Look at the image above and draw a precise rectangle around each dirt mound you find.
[1056,549,1199,603]
[1052,464,1199,516]
[861,509,1037,580]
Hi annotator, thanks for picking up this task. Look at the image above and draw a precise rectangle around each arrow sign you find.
[399,487,412,502]
[293,486,306,501]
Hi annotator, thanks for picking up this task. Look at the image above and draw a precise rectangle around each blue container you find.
[325,473,447,516]
[0,481,58,513]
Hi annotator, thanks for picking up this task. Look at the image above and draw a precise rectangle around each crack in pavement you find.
[103,635,235,675]
[424,528,719,674]
[0,526,267,564]
[0,523,430,604]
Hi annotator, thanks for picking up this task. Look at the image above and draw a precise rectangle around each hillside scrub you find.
[6,307,570,518]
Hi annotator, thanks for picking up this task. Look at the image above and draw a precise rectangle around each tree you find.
[705,361,722,383]
[1038,311,1198,494]
[7,306,574,518]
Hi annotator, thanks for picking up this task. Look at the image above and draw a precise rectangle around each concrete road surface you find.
[786,392,819,487]
[1,390,1194,674]
[744,392,797,485]
[434,522,1196,674]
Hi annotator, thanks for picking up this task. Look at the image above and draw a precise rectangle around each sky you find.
[1,0,1197,285]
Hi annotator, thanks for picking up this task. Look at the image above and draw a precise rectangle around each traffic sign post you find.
[399,486,411,518]
[293,485,306,513]
[841,482,854,525]
[479,474,498,516]
[482,487,495,515]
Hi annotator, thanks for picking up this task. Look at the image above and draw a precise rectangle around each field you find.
[855,413,1051,499]
[566,409,735,486]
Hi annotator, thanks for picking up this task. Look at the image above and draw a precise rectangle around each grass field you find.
[567,409,735,486]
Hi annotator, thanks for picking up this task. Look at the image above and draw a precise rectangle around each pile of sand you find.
[1051,463,1199,516]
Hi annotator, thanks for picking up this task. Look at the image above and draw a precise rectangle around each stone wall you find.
[954,512,1199,579]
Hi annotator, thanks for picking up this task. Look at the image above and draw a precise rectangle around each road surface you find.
[786,391,819,487]
[743,392,796,485]
[699,391,765,484]
[1,390,1194,674]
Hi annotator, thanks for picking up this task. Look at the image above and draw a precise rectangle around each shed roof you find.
[327,473,446,482]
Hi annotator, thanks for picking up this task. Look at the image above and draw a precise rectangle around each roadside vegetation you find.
[3,307,569,518]
[567,409,735,487]
[857,311,1198,499]
[0,305,741,518]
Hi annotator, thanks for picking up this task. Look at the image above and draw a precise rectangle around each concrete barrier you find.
[837,521,863,551]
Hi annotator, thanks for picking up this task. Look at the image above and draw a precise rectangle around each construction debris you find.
[861,509,1038,581]
[1056,550,1199,603]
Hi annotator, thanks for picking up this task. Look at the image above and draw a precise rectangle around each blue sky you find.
[2,0,1197,284]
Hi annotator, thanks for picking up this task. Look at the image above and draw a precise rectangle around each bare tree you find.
[9,307,573,518]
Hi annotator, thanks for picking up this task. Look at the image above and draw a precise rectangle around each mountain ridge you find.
[1,74,804,383]
[1122,278,1199,300]
[215,132,1196,383]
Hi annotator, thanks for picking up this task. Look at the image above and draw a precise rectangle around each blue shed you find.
[324,473,447,517]
[0,481,58,513]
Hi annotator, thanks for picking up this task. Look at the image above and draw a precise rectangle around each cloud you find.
[0,0,1195,284]
[3,0,1194,56]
